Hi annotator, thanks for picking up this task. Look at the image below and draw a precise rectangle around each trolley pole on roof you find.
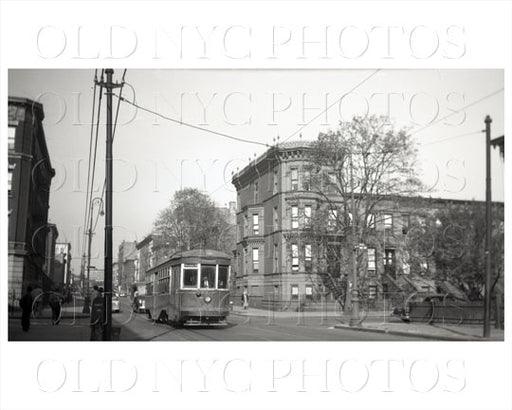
[483,115,492,338]
[101,69,122,341]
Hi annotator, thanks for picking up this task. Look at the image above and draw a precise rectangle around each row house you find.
[231,141,501,310]
[117,240,137,296]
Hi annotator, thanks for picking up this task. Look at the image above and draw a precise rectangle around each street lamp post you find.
[349,152,360,327]
[483,115,492,338]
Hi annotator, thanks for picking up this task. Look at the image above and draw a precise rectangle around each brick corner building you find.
[8,96,55,304]
[231,141,503,311]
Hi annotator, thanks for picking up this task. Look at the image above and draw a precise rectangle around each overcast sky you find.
[8,69,504,274]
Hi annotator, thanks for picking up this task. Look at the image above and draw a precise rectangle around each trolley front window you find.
[200,265,216,289]
[183,265,198,288]
[218,266,229,289]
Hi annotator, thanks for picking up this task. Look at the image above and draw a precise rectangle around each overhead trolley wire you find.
[115,93,269,147]
[83,70,104,252]
[410,87,504,137]
[418,130,483,146]
[281,69,382,144]
[97,68,127,211]
[81,69,99,258]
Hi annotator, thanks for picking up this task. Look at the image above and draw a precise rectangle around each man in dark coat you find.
[20,286,33,331]
[49,291,63,325]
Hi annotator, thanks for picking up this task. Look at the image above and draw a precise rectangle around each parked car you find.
[112,295,120,313]
[397,293,452,322]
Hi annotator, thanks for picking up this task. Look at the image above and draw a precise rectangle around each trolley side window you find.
[183,264,198,288]
[157,266,170,294]
[200,265,216,289]
[146,272,154,296]
[217,265,229,289]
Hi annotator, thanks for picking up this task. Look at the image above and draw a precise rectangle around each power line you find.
[281,69,381,144]
[418,130,482,146]
[82,70,100,259]
[83,70,104,253]
[115,94,269,147]
[410,88,504,136]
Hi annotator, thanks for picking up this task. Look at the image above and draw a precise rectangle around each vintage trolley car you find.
[145,249,231,326]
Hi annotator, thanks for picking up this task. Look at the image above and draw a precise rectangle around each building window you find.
[367,247,376,274]
[254,182,259,203]
[244,214,248,237]
[305,244,312,271]
[8,126,16,151]
[304,205,312,227]
[273,206,279,231]
[328,208,337,231]
[384,249,396,277]
[291,206,299,229]
[383,213,393,230]
[402,214,410,234]
[8,169,13,194]
[305,284,313,299]
[291,168,299,191]
[291,244,299,271]
[327,172,336,192]
[291,284,299,299]
[303,170,311,191]
[367,213,375,230]
[273,167,278,194]
[252,213,259,235]
[273,243,279,272]
[252,248,259,272]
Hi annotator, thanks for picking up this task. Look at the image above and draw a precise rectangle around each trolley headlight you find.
[204,296,212,304]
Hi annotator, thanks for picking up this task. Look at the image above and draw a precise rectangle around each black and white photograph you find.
[6,68,505,342]
[1,1,511,410]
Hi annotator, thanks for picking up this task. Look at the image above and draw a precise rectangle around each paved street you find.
[8,297,432,342]
[9,297,504,342]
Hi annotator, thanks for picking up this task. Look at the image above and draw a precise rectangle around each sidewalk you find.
[8,317,91,341]
[9,303,91,321]
[231,306,505,341]
[334,321,504,341]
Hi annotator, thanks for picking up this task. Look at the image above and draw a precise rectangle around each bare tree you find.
[304,116,423,306]
[154,188,234,254]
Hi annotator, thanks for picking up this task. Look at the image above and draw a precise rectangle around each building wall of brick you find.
[232,142,500,310]
[8,97,55,299]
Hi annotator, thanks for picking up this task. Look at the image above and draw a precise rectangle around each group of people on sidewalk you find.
[19,286,64,332]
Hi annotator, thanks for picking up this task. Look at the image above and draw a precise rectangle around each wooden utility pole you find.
[483,115,492,338]
[99,69,121,341]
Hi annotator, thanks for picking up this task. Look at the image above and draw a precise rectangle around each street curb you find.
[230,311,341,319]
[333,324,484,341]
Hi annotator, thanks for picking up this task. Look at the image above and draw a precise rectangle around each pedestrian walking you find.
[49,291,63,325]
[20,286,33,332]
[90,292,104,341]
[90,285,100,303]
[31,287,43,317]
[242,290,249,310]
